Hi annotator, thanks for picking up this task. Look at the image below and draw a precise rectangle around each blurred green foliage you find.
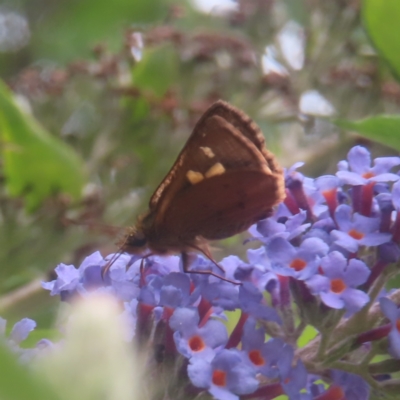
[336,116,400,152]
[0,0,400,329]
[363,0,400,80]
[0,342,61,400]
[0,80,85,211]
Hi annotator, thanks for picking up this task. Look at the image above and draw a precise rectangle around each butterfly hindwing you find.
[157,169,281,240]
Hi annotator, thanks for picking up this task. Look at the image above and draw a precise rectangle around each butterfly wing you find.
[148,101,285,241]
[157,169,282,240]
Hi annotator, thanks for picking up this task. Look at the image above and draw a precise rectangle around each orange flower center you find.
[188,335,205,352]
[396,320,400,333]
[249,350,265,366]
[348,229,364,240]
[212,370,227,387]
[290,258,307,271]
[322,188,337,203]
[331,279,346,293]
[362,171,375,179]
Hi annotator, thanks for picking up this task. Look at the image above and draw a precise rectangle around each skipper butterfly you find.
[106,101,285,282]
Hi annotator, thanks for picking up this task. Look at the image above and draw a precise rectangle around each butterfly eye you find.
[127,232,147,248]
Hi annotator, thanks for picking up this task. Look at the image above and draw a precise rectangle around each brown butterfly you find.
[106,100,285,282]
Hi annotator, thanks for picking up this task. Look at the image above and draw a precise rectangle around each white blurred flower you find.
[191,0,238,16]
[0,11,30,52]
[261,45,289,76]
[37,294,145,400]
[277,21,305,71]
[299,90,335,117]
[129,32,143,62]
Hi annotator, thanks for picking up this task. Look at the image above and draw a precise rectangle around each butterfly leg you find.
[101,250,124,280]
[185,242,225,273]
[181,252,241,285]
[139,253,154,286]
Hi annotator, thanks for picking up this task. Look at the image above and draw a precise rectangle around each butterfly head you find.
[120,226,148,254]
[119,212,154,254]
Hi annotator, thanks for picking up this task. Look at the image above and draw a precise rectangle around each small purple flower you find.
[315,175,341,217]
[42,263,80,299]
[0,317,52,362]
[331,370,370,400]
[201,280,240,311]
[42,252,138,301]
[336,146,400,185]
[8,318,36,345]
[246,247,278,292]
[306,251,370,313]
[239,283,281,324]
[301,177,329,218]
[159,272,193,308]
[281,359,309,399]
[43,252,104,295]
[315,175,341,192]
[107,255,141,301]
[169,307,228,361]
[380,297,400,359]
[266,236,329,280]
[285,162,306,181]
[241,318,293,379]
[249,210,311,244]
[331,204,391,252]
[219,255,248,281]
[188,349,258,400]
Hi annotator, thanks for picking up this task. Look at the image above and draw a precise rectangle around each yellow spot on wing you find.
[205,163,225,178]
[200,147,215,158]
[186,170,204,184]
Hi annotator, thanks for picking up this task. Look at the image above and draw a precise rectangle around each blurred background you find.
[0,0,399,329]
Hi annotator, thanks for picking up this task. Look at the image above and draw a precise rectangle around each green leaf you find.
[363,0,400,79]
[132,44,179,98]
[335,115,400,151]
[0,342,60,400]
[0,80,86,212]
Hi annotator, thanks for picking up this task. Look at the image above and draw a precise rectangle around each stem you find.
[350,266,391,328]
[279,276,295,339]
[293,319,307,342]
[316,330,330,361]
[369,359,400,375]
[360,343,378,367]
[0,277,44,311]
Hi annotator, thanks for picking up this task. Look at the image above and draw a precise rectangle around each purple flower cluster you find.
[41,146,400,400]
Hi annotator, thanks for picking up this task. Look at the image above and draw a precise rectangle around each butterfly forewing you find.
[147,101,285,243]
[152,115,272,223]
[149,100,282,211]
[120,100,285,268]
